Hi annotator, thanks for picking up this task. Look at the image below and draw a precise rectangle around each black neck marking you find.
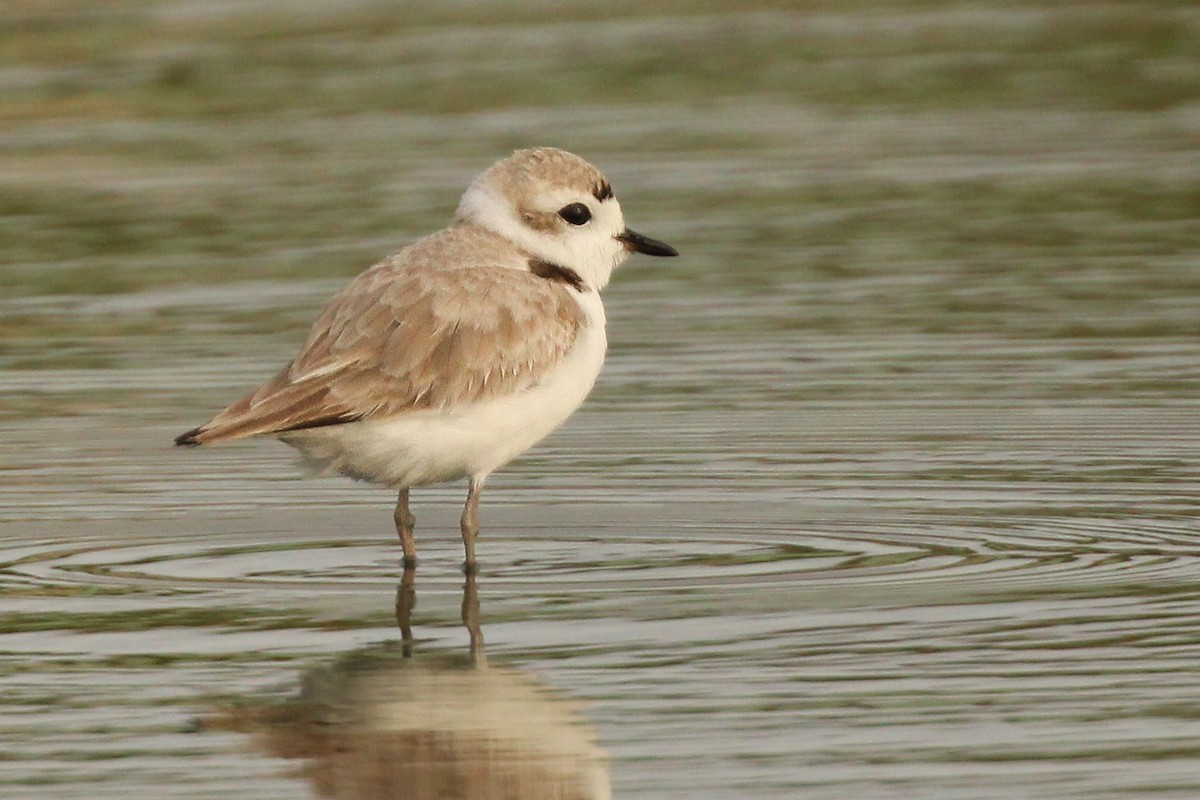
[529,259,585,292]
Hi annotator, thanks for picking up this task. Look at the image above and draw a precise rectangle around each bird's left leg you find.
[460,475,486,573]
[393,487,417,568]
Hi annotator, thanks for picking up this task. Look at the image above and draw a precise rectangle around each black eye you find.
[558,203,592,226]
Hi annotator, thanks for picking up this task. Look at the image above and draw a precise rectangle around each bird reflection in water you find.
[394,567,484,666]
[210,568,610,800]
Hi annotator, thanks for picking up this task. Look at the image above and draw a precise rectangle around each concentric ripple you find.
[5,503,1199,605]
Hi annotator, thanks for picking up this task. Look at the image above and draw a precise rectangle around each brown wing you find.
[176,264,585,446]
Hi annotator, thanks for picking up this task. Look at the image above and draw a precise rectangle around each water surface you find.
[3,2,1200,798]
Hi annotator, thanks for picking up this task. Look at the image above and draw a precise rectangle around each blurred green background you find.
[4,0,1198,317]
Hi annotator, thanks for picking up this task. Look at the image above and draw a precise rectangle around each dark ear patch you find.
[529,259,585,292]
[593,181,613,201]
[521,209,558,232]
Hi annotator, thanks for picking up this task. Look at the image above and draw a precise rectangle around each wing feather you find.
[178,262,585,446]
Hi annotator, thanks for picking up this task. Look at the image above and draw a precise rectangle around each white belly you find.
[280,292,607,488]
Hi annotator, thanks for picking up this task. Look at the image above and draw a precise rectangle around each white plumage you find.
[176,147,677,569]
[281,290,607,488]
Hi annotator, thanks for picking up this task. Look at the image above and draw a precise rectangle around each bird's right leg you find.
[393,487,417,568]
[460,476,485,573]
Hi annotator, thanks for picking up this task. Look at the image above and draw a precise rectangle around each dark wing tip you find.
[174,427,204,447]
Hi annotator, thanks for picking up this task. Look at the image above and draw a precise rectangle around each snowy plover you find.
[176,147,677,569]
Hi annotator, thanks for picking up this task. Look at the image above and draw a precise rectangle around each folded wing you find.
[176,265,585,446]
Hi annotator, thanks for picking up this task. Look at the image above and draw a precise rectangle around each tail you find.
[173,365,360,448]
[174,426,206,447]
[173,386,360,447]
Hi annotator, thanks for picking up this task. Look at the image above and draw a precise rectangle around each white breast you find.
[281,291,607,488]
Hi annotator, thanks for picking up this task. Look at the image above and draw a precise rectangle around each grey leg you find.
[460,476,485,572]
[394,487,417,568]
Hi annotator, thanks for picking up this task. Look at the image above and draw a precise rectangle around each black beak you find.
[617,228,679,257]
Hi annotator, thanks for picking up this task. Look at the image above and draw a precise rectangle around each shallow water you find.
[4,2,1200,798]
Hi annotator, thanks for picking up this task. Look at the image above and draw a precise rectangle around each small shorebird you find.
[175,148,677,570]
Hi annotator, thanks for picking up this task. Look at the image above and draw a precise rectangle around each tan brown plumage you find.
[474,148,614,216]
[174,147,678,569]
[176,224,585,446]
